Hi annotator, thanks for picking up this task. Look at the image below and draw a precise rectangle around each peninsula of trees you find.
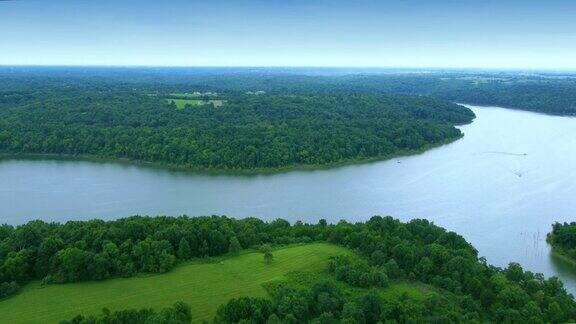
[0,79,474,171]
[4,67,576,171]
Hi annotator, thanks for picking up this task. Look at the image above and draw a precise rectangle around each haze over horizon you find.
[1,0,575,69]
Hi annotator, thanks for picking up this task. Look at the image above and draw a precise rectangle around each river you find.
[2,105,576,292]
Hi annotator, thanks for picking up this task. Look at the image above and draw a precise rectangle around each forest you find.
[2,67,574,115]
[2,68,575,171]
[339,74,576,116]
[0,75,474,170]
[1,215,575,323]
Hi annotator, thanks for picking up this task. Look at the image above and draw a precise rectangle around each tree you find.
[159,253,176,273]
[264,251,273,265]
[199,240,209,258]
[309,282,344,315]
[260,244,273,265]
[546,301,564,323]
[86,253,111,280]
[54,247,88,282]
[360,291,382,323]
[385,259,402,279]
[313,312,335,324]
[36,236,64,275]
[275,286,309,319]
[416,256,434,280]
[1,250,32,283]
[177,238,192,260]
[266,314,282,324]
[370,250,386,266]
[0,281,19,299]
[341,302,363,323]
[228,237,242,255]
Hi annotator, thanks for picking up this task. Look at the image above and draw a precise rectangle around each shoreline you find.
[549,246,576,267]
[0,134,463,176]
[459,102,576,119]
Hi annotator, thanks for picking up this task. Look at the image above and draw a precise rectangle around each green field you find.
[166,99,225,109]
[0,243,351,323]
[166,98,203,108]
[0,243,445,323]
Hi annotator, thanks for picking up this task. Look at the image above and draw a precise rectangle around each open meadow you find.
[0,243,351,323]
[166,99,225,109]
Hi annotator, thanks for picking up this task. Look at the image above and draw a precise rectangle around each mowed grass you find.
[166,99,226,109]
[0,243,351,324]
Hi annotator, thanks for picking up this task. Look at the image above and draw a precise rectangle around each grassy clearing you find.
[166,99,226,109]
[0,243,446,323]
[0,243,351,324]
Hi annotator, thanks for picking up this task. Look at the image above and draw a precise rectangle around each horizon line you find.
[1,64,576,73]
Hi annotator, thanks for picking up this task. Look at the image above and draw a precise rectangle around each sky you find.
[1,0,575,69]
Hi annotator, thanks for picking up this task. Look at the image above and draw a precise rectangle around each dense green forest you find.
[1,215,575,323]
[0,77,473,170]
[547,222,576,261]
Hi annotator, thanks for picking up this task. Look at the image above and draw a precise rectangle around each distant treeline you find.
[62,301,192,324]
[339,74,576,116]
[1,215,576,323]
[0,82,473,170]
[1,67,574,115]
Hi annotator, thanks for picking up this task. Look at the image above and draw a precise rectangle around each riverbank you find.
[549,248,576,267]
[456,102,576,118]
[546,223,576,266]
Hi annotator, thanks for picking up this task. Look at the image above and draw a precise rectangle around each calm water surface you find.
[2,105,576,292]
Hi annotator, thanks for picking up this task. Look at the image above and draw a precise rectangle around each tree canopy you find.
[0,76,474,171]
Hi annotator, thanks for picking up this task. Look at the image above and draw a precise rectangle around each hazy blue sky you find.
[1,0,575,68]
